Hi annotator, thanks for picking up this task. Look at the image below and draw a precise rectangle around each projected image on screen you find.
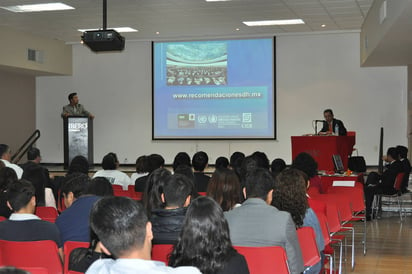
[166,43,227,86]
[153,37,275,140]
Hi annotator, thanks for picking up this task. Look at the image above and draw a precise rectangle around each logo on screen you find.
[242,113,252,123]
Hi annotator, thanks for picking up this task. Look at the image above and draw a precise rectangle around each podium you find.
[291,135,355,171]
[63,116,93,169]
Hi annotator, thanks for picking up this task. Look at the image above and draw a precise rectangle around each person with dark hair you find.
[20,147,52,195]
[396,145,411,192]
[273,169,324,274]
[61,92,94,119]
[130,155,149,185]
[142,168,171,217]
[169,196,249,274]
[229,152,245,169]
[319,108,347,136]
[22,164,56,208]
[173,152,191,171]
[0,167,17,218]
[68,155,90,175]
[292,152,322,193]
[215,157,229,169]
[364,147,403,220]
[85,196,200,274]
[93,152,130,190]
[224,168,304,274]
[207,168,241,211]
[270,158,287,177]
[0,144,23,179]
[150,174,193,244]
[56,173,100,243]
[192,151,210,192]
[87,177,114,197]
[135,154,165,192]
[0,180,63,259]
[251,151,270,170]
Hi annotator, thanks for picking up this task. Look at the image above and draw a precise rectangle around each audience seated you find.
[251,151,270,170]
[151,174,193,244]
[224,168,304,274]
[273,169,324,274]
[55,174,100,243]
[22,164,56,208]
[0,144,23,179]
[169,196,249,274]
[0,167,17,218]
[135,154,165,192]
[207,168,241,211]
[396,145,411,192]
[0,180,63,259]
[270,158,286,178]
[364,147,403,220]
[215,156,229,169]
[292,152,322,193]
[192,151,210,192]
[173,152,191,172]
[130,155,149,186]
[93,152,130,190]
[87,177,114,197]
[20,147,52,192]
[142,168,171,217]
[85,196,201,274]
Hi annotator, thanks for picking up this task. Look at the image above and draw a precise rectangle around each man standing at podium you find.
[61,93,94,119]
[319,109,347,136]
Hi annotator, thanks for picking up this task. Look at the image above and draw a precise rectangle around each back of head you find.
[271,158,287,175]
[272,168,308,227]
[229,152,245,168]
[251,151,270,169]
[22,165,46,206]
[61,173,90,198]
[387,147,399,161]
[214,157,229,169]
[164,174,194,207]
[7,179,35,212]
[207,168,240,211]
[90,196,148,258]
[68,155,89,174]
[244,168,275,199]
[87,177,114,196]
[0,144,10,160]
[0,167,18,192]
[174,164,194,183]
[173,152,191,171]
[396,145,408,159]
[135,155,149,173]
[143,167,172,214]
[291,152,318,178]
[239,155,258,183]
[27,147,41,161]
[192,151,208,172]
[169,196,233,273]
[147,154,165,173]
[102,152,118,170]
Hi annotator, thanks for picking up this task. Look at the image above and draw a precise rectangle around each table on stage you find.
[319,174,364,193]
[291,134,356,171]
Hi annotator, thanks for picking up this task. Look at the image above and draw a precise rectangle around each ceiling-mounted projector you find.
[81,30,125,52]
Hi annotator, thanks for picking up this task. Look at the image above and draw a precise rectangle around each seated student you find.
[396,145,411,192]
[0,180,63,259]
[85,196,201,274]
[251,151,270,170]
[87,177,114,197]
[20,147,52,191]
[150,174,193,244]
[93,152,130,190]
[215,157,229,170]
[135,154,165,192]
[0,167,17,218]
[22,164,56,208]
[142,168,171,217]
[224,168,304,274]
[292,152,322,193]
[0,144,23,179]
[207,168,241,211]
[192,151,210,192]
[173,152,191,172]
[55,174,100,243]
[272,169,324,274]
[270,158,287,178]
[169,196,249,274]
[130,155,149,186]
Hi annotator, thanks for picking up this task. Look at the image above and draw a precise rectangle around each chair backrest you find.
[297,227,321,267]
[315,212,331,246]
[35,206,59,223]
[234,246,290,274]
[63,241,89,274]
[0,216,7,222]
[0,240,63,274]
[198,192,207,196]
[394,173,406,191]
[128,185,143,200]
[151,244,174,265]
[112,185,130,197]
[326,185,365,213]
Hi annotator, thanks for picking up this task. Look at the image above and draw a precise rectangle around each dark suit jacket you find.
[320,118,347,136]
[381,160,403,191]
[193,172,210,192]
[400,158,411,191]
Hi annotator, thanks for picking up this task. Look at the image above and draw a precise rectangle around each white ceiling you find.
[0,0,374,42]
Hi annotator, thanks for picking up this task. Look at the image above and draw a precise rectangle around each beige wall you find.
[0,69,35,162]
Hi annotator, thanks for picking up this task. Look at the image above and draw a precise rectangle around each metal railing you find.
[11,130,41,164]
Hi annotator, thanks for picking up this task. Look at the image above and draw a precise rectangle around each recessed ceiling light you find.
[243,19,304,26]
[79,27,138,33]
[156,32,160,35]
[235,28,240,31]
[1,2,74,12]
[321,24,326,28]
